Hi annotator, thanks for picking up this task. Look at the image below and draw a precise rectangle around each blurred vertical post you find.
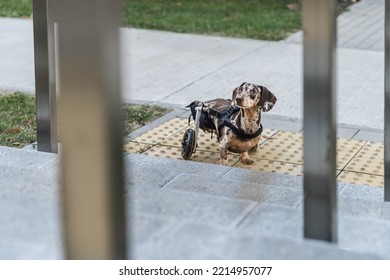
[57,0,127,259]
[385,0,390,202]
[32,0,58,153]
[303,0,337,242]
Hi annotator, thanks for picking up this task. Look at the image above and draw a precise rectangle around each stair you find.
[1,147,389,259]
[127,154,390,259]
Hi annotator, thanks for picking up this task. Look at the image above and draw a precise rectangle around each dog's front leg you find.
[219,138,229,165]
[240,151,254,165]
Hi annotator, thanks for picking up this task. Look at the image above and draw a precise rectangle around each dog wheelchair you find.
[181,99,262,160]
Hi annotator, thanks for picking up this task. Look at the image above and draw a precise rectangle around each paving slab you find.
[0,236,62,260]
[122,28,269,103]
[140,222,376,260]
[339,216,390,258]
[0,189,62,259]
[124,153,231,188]
[339,196,390,221]
[128,212,177,258]
[164,173,302,207]
[1,146,390,259]
[222,167,303,189]
[261,114,302,132]
[337,127,359,139]
[0,12,385,129]
[285,0,384,52]
[127,186,256,229]
[353,130,384,142]
[0,165,58,195]
[0,146,58,170]
[0,18,35,93]
[340,183,385,202]
[162,41,302,116]
[158,41,383,130]
[238,204,302,240]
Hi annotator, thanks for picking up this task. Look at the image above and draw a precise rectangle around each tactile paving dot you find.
[234,160,303,176]
[132,118,189,144]
[162,127,277,153]
[259,128,279,143]
[129,117,385,186]
[143,145,182,159]
[336,138,366,170]
[163,129,220,152]
[337,171,384,187]
[252,131,303,164]
[143,145,239,166]
[345,142,384,176]
[123,141,155,154]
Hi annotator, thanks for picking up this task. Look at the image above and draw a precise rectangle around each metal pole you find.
[303,0,337,242]
[57,0,127,259]
[385,0,390,201]
[32,0,58,153]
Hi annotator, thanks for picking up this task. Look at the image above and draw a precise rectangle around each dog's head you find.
[232,82,277,112]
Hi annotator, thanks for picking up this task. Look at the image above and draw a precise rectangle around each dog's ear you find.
[232,87,239,103]
[259,86,277,112]
[232,83,246,102]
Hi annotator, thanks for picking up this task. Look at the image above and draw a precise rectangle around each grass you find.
[123,103,171,135]
[0,0,31,18]
[123,0,302,40]
[0,92,36,148]
[0,92,171,148]
[0,0,301,41]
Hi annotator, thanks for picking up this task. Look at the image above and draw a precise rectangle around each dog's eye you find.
[250,90,257,99]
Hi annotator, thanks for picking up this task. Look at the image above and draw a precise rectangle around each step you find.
[1,147,390,259]
[126,154,390,259]
[0,165,58,196]
[130,186,390,259]
[0,146,58,171]
[0,188,62,259]
[1,183,387,259]
[138,222,376,260]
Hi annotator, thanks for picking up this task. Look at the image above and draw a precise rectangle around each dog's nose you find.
[236,97,243,103]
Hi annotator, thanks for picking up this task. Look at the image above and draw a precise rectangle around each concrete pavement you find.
[1,0,390,260]
[0,0,386,129]
[2,145,389,259]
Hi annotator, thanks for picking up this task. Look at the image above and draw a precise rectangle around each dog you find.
[188,82,277,165]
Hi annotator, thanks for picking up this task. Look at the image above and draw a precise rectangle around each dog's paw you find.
[220,158,229,165]
[241,158,255,165]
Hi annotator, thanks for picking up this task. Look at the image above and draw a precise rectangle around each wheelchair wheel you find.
[181,128,196,160]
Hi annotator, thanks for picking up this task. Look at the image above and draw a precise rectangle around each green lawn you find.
[123,0,302,40]
[123,103,171,134]
[0,92,170,148]
[0,0,31,18]
[0,0,301,40]
[0,92,36,147]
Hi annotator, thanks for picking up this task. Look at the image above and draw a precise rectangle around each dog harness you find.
[188,102,263,141]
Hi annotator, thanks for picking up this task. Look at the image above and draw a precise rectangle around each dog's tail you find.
[186,100,201,109]
[186,101,201,124]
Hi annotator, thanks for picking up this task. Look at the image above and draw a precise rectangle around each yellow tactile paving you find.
[234,160,303,176]
[123,141,154,154]
[162,126,277,153]
[259,128,279,144]
[251,131,303,164]
[132,118,189,144]
[127,117,385,188]
[163,129,219,151]
[337,171,384,187]
[143,145,240,166]
[336,138,365,170]
[345,142,384,176]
